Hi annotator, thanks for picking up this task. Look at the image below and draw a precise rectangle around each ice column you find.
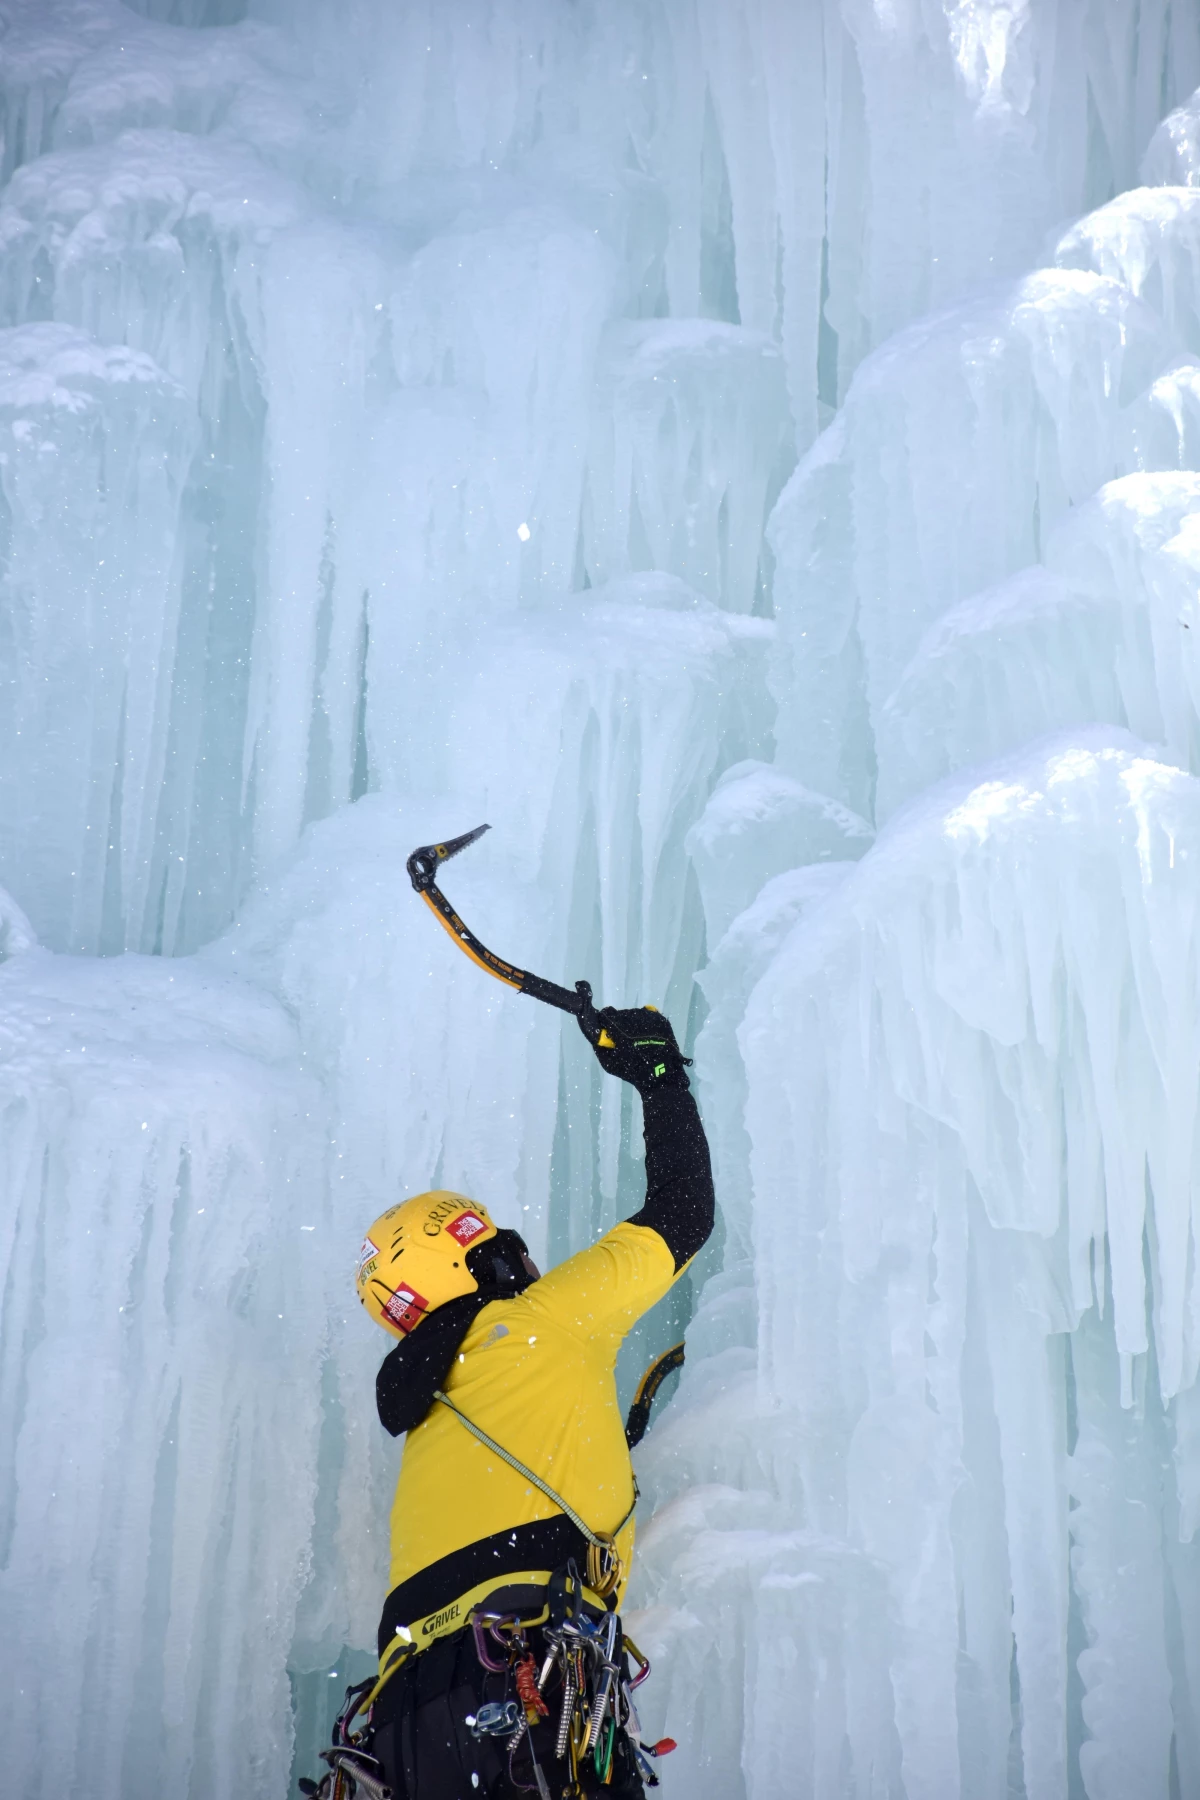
[874,474,1200,818]
[768,269,1175,815]
[583,321,793,612]
[642,740,1200,1800]
[0,324,192,952]
[0,907,327,1799]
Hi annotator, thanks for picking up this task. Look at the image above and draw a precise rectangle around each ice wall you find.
[0,896,327,1798]
[4,2,1200,1797]
[636,73,1200,1800]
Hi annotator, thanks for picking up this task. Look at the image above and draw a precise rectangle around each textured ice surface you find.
[0,323,191,951]
[6,3,1200,1798]
[212,588,772,1243]
[686,762,871,948]
[0,0,312,178]
[1055,186,1200,355]
[0,897,327,1797]
[1143,88,1200,188]
[875,473,1200,817]
[582,321,794,612]
[634,735,1200,1800]
[742,733,1200,1796]
[1126,354,1200,470]
[769,268,1175,814]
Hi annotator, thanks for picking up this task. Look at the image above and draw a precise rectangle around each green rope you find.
[432,1389,637,1547]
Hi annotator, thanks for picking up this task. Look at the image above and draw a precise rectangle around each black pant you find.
[371,1627,646,1800]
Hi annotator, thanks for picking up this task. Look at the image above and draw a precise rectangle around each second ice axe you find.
[406,823,600,1022]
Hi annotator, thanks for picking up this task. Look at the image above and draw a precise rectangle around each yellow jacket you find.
[379,1221,678,1656]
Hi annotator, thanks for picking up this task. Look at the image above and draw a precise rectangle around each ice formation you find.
[5,3,1200,1798]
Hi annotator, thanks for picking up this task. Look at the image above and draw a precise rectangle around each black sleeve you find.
[375,1293,488,1436]
[626,1081,715,1270]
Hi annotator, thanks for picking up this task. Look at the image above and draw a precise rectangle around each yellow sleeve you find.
[525,1220,678,1348]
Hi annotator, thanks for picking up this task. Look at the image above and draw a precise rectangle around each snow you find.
[4,2,1200,1797]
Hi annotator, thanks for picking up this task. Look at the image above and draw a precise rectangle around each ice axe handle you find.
[521,973,595,1020]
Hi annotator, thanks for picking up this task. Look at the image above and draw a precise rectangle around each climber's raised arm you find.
[577,1004,715,1269]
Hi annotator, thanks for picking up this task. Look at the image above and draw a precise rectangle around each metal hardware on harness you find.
[470,1610,513,1673]
[451,1563,676,1792]
[623,1632,652,1689]
[585,1612,620,1751]
[318,1748,391,1800]
[297,1676,389,1800]
[554,1658,577,1761]
[467,1699,524,1739]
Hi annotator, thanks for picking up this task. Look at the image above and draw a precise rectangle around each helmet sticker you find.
[446,1210,488,1247]
[356,1235,379,1277]
[383,1285,429,1333]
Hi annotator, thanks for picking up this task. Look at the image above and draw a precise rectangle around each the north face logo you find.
[383,1285,428,1333]
[446,1211,488,1247]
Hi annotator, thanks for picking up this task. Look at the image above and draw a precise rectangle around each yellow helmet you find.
[355,1190,499,1339]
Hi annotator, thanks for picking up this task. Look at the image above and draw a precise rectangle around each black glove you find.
[577,999,691,1093]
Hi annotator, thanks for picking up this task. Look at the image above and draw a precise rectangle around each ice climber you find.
[350,1003,714,1800]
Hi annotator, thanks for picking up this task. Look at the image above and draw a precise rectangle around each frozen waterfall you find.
[4,2,1200,1796]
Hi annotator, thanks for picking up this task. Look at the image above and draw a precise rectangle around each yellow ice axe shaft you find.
[406,824,600,1021]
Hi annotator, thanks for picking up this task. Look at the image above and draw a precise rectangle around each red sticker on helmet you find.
[446,1211,488,1247]
[383,1285,428,1333]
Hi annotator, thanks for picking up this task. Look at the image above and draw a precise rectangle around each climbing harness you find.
[299,1566,677,1798]
[432,1388,637,1598]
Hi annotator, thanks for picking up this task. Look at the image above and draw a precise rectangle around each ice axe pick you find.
[406,823,603,1029]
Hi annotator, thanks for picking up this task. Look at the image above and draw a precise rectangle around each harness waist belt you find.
[372,1568,608,1704]
[378,1514,593,1658]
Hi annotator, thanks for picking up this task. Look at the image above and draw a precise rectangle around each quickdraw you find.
[297,1679,388,1800]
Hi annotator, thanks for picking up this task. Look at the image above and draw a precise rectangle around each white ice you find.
[5,3,1200,1799]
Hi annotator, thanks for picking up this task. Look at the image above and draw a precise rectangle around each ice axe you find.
[406,823,605,1031]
